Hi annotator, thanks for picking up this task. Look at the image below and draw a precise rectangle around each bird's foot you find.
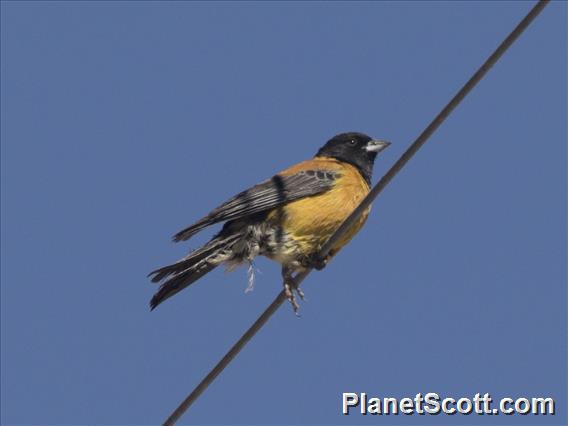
[296,285,305,301]
[282,266,307,315]
[284,281,300,314]
[283,279,306,316]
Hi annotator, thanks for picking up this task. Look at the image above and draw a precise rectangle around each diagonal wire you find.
[162,1,550,424]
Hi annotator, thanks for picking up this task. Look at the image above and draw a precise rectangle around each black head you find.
[315,132,390,184]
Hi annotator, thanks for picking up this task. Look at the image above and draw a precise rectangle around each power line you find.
[162,1,550,424]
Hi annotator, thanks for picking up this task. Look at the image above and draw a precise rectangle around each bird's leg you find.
[281,266,304,314]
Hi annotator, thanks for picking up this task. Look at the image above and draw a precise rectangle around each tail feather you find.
[148,234,236,283]
[149,233,242,310]
[150,261,217,310]
[172,219,211,243]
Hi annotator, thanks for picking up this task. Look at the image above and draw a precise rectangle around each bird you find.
[149,132,390,312]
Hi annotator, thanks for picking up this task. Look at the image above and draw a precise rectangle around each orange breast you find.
[268,158,371,261]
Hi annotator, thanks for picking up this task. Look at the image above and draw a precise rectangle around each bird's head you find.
[315,132,390,184]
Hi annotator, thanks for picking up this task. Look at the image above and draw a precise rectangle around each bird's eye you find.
[349,139,357,145]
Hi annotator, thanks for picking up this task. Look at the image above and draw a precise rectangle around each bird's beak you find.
[365,139,391,153]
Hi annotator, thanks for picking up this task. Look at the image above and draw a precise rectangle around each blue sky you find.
[1,1,566,424]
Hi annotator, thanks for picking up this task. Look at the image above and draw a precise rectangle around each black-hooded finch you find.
[149,132,390,312]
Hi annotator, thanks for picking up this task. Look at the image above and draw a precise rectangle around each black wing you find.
[172,169,339,242]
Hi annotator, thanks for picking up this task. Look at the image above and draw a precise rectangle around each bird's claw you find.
[296,286,305,301]
[284,280,304,316]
